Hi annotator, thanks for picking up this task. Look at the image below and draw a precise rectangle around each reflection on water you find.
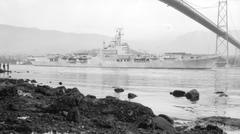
[2,65,240,120]
[213,69,228,117]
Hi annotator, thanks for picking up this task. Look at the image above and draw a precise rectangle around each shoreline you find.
[0,78,239,134]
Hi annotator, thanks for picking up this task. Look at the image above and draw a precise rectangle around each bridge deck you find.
[159,0,240,49]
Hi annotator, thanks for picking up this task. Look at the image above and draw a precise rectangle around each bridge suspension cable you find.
[158,0,240,50]
[184,0,218,9]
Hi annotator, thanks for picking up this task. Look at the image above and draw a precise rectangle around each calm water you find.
[2,65,240,120]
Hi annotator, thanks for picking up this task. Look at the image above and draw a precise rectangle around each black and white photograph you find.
[0,0,240,133]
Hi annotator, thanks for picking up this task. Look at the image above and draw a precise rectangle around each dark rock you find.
[25,79,30,83]
[200,116,240,129]
[35,85,55,96]
[16,79,25,84]
[99,98,154,123]
[185,89,199,101]
[152,116,176,134]
[175,125,188,132]
[215,91,228,97]
[219,93,228,97]
[105,96,117,100]
[86,94,96,99]
[206,125,223,132]
[30,79,37,83]
[185,125,224,134]
[10,79,25,85]
[158,114,174,125]
[55,86,66,95]
[170,90,186,97]
[215,91,224,94]
[48,88,84,112]
[35,85,65,96]
[137,115,153,129]
[128,93,137,100]
[114,88,124,93]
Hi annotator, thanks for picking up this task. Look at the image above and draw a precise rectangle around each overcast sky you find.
[0,0,239,40]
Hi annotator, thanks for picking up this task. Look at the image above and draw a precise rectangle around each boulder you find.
[206,125,223,132]
[86,94,96,99]
[99,98,154,123]
[185,89,199,101]
[128,93,137,100]
[152,116,176,134]
[55,86,66,96]
[35,85,55,96]
[200,116,240,129]
[24,79,30,83]
[30,79,37,84]
[170,90,186,97]
[137,115,153,129]
[48,88,84,112]
[184,125,224,134]
[114,88,124,93]
[158,114,174,125]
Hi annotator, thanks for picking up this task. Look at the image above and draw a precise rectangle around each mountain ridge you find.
[0,24,112,55]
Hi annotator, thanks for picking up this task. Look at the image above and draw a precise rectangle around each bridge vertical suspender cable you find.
[158,0,240,50]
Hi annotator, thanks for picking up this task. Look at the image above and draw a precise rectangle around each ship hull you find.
[31,56,220,69]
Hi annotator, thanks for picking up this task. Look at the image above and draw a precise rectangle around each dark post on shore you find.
[7,63,9,72]
[0,63,10,73]
[3,63,5,71]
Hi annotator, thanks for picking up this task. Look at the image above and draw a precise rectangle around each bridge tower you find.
[215,0,229,64]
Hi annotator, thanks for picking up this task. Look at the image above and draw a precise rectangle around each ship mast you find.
[115,28,123,46]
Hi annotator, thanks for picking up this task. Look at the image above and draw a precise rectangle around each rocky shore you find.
[0,78,239,134]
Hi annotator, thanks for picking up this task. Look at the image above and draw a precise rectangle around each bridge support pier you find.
[215,0,229,65]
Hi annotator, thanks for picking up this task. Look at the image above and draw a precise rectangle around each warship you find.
[31,28,222,69]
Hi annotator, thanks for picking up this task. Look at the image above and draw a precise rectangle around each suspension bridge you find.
[158,0,240,62]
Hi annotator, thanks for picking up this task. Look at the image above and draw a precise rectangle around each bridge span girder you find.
[158,0,240,50]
